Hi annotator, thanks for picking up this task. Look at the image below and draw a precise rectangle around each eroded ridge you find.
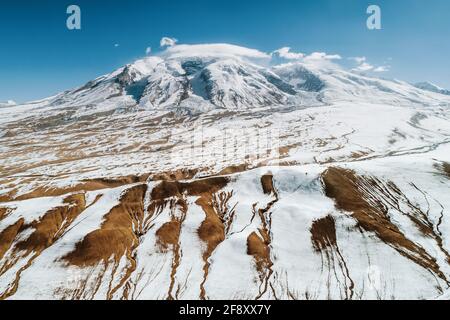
[60,184,147,299]
[247,174,279,299]
[322,167,449,289]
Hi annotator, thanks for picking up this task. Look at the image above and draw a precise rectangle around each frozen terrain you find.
[0,43,449,300]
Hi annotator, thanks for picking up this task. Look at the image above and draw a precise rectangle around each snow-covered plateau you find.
[0,43,449,300]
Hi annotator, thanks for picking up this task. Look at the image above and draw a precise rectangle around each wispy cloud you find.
[304,52,341,62]
[145,47,152,55]
[271,47,342,68]
[160,37,178,47]
[161,43,271,60]
[272,47,304,60]
[373,65,389,72]
[349,56,366,64]
[349,56,390,73]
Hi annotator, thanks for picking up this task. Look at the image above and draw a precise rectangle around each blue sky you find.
[1,0,449,102]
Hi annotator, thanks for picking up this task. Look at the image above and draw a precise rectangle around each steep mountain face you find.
[1,44,450,300]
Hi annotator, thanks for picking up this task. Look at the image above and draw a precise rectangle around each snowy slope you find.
[1,43,450,300]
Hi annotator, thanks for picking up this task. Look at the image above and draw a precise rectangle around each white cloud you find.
[271,48,342,68]
[297,52,342,69]
[145,47,152,55]
[161,43,271,60]
[349,56,366,64]
[350,56,389,73]
[373,65,390,72]
[160,37,178,47]
[272,47,304,60]
[304,52,342,61]
[353,62,374,72]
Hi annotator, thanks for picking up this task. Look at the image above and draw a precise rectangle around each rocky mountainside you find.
[0,43,450,300]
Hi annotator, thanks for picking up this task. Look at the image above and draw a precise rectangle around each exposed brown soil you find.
[151,176,229,201]
[7,174,149,202]
[151,168,199,181]
[322,167,448,284]
[85,175,147,187]
[350,151,370,159]
[156,221,181,250]
[442,162,450,178]
[64,184,147,267]
[197,196,225,255]
[218,164,249,175]
[0,219,24,261]
[247,230,271,275]
[0,207,8,221]
[310,215,337,252]
[261,174,275,195]
[278,142,302,157]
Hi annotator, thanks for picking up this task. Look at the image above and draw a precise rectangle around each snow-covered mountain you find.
[1,43,450,300]
[414,81,450,96]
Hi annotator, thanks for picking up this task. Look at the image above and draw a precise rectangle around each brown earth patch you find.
[350,151,370,159]
[197,196,226,258]
[0,207,8,221]
[310,215,337,252]
[0,191,17,203]
[85,175,147,187]
[261,174,275,195]
[151,176,229,201]
[247,230,271,274]
[5,174,149,203]
[0,219,24,261]
[156,220,181,251]
[218,164,249,176]
[151,168,199,181]
[279,142,302,157]
[442,162,450,178]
